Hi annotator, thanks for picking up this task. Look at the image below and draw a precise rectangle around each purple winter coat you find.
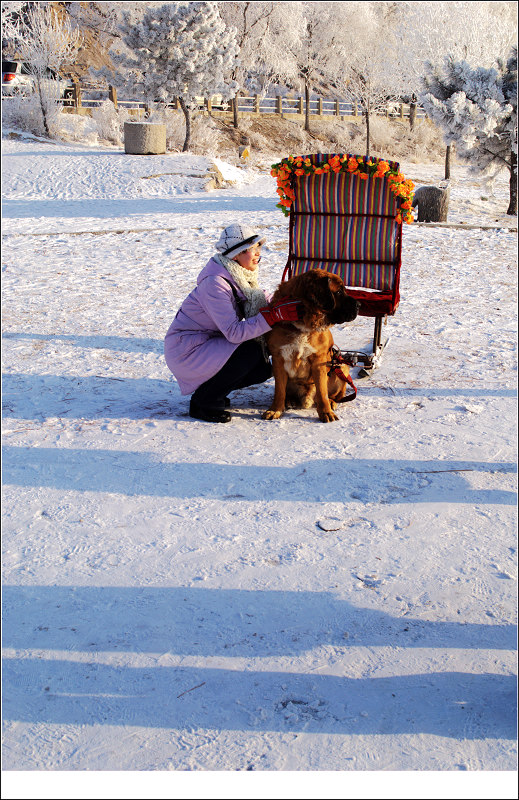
[164,257,272,395]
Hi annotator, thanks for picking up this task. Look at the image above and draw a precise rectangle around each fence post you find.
[276,95,282,115]
[206,97,212,114]
[400,103,404,119]
[298,96,303,115]
[254,94,260,114]
[353,101,358,117]
[335,99,340,116]
[108,84,118,109]
[71,76,81,109]
[409,97,417,130]
[318,97,323,116]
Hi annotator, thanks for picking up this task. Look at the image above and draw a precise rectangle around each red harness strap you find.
[328,348,357,402]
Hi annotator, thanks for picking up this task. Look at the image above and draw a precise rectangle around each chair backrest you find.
[283,154,403,309]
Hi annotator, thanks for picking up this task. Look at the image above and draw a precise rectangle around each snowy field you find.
[1,135,517,797]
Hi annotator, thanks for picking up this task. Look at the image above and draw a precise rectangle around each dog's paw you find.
[263,409,283,420]
[318,409,339,422]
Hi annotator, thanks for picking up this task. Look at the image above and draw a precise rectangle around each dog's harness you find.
[328,346,357,402]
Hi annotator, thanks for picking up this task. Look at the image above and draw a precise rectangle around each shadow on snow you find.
[1,193,274,220]
[2,585,516,737]
[2,371,516,426]
[2,445,517,505]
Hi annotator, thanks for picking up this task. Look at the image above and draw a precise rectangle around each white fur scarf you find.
[214,253,267,318]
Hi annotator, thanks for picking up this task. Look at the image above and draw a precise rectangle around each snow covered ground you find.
[1,134,517,797]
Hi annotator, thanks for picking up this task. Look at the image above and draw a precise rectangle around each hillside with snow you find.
[1,134,517,796]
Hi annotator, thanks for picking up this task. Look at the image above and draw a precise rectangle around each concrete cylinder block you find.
[124,122,166,155]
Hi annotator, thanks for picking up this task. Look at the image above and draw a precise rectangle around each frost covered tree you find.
[394,1,517,176]
[104,1,238,151]
[63,1,120,41]
[1,1,25,53]
[420,49,517,215]
[60,1,122,71]
[332,2,406,156]
[396,1,517,80]
[5,2,81,137]
[218,1,302,129]
[281,1,342,134]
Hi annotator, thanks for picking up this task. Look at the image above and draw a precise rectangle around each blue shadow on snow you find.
[2,193,274,220]
[3,585,515,655]
[2,585,516,737]
[2,372,516,425]
[2,332,163,355]
[2,445,516,506]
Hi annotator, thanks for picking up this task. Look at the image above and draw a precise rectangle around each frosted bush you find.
[315,119,348,148]
[407,119,445,162]
[148,110,223,156]
[189,114,222,156]
[237,120,272,158]
[91,100,129,146]
[1,94,61,138]
[282,120,308,144]
[164,110,186,152]
[308,116,445,163]
[366,117,404,156]
[57,111,98,145]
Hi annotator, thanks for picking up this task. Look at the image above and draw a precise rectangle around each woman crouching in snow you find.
[164,224,301,423]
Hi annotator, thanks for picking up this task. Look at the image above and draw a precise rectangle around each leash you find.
[328,346,357,402]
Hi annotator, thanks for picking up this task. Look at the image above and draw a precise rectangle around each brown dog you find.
[263,269,359,422]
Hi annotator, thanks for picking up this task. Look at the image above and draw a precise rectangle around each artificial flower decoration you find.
[270,154,415,223]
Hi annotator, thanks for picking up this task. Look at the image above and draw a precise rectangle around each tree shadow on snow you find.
[2,444,516,506]
[2,332,163,355]
[2,372,180,421]
[2,372,516,426]
[2,585,516,738]
[2,193,274,220]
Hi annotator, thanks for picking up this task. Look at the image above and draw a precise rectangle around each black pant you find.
[191,340,272,410]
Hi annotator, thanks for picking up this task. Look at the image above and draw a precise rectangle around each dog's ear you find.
[270,280,293,303]
[304,273,335,311]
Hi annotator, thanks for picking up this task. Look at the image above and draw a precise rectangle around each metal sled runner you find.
[273,153,413,372]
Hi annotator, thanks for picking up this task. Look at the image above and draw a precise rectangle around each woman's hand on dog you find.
[259,298,303,326]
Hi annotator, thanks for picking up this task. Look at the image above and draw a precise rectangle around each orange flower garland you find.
[270,154,415,223]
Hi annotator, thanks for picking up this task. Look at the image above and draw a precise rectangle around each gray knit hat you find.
[215,224,266,258]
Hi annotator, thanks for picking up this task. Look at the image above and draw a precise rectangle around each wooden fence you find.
[61,83,425,121]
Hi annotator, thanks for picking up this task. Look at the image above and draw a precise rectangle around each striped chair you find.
[281,153,405,371]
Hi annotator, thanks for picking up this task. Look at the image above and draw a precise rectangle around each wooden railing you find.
[60,84,425,120]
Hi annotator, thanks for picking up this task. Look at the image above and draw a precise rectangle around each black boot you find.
[189,398,231,423]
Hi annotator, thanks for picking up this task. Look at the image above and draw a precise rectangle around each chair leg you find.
[340,315,389,375]
[354,316,388,376]
[373,315,383,354]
